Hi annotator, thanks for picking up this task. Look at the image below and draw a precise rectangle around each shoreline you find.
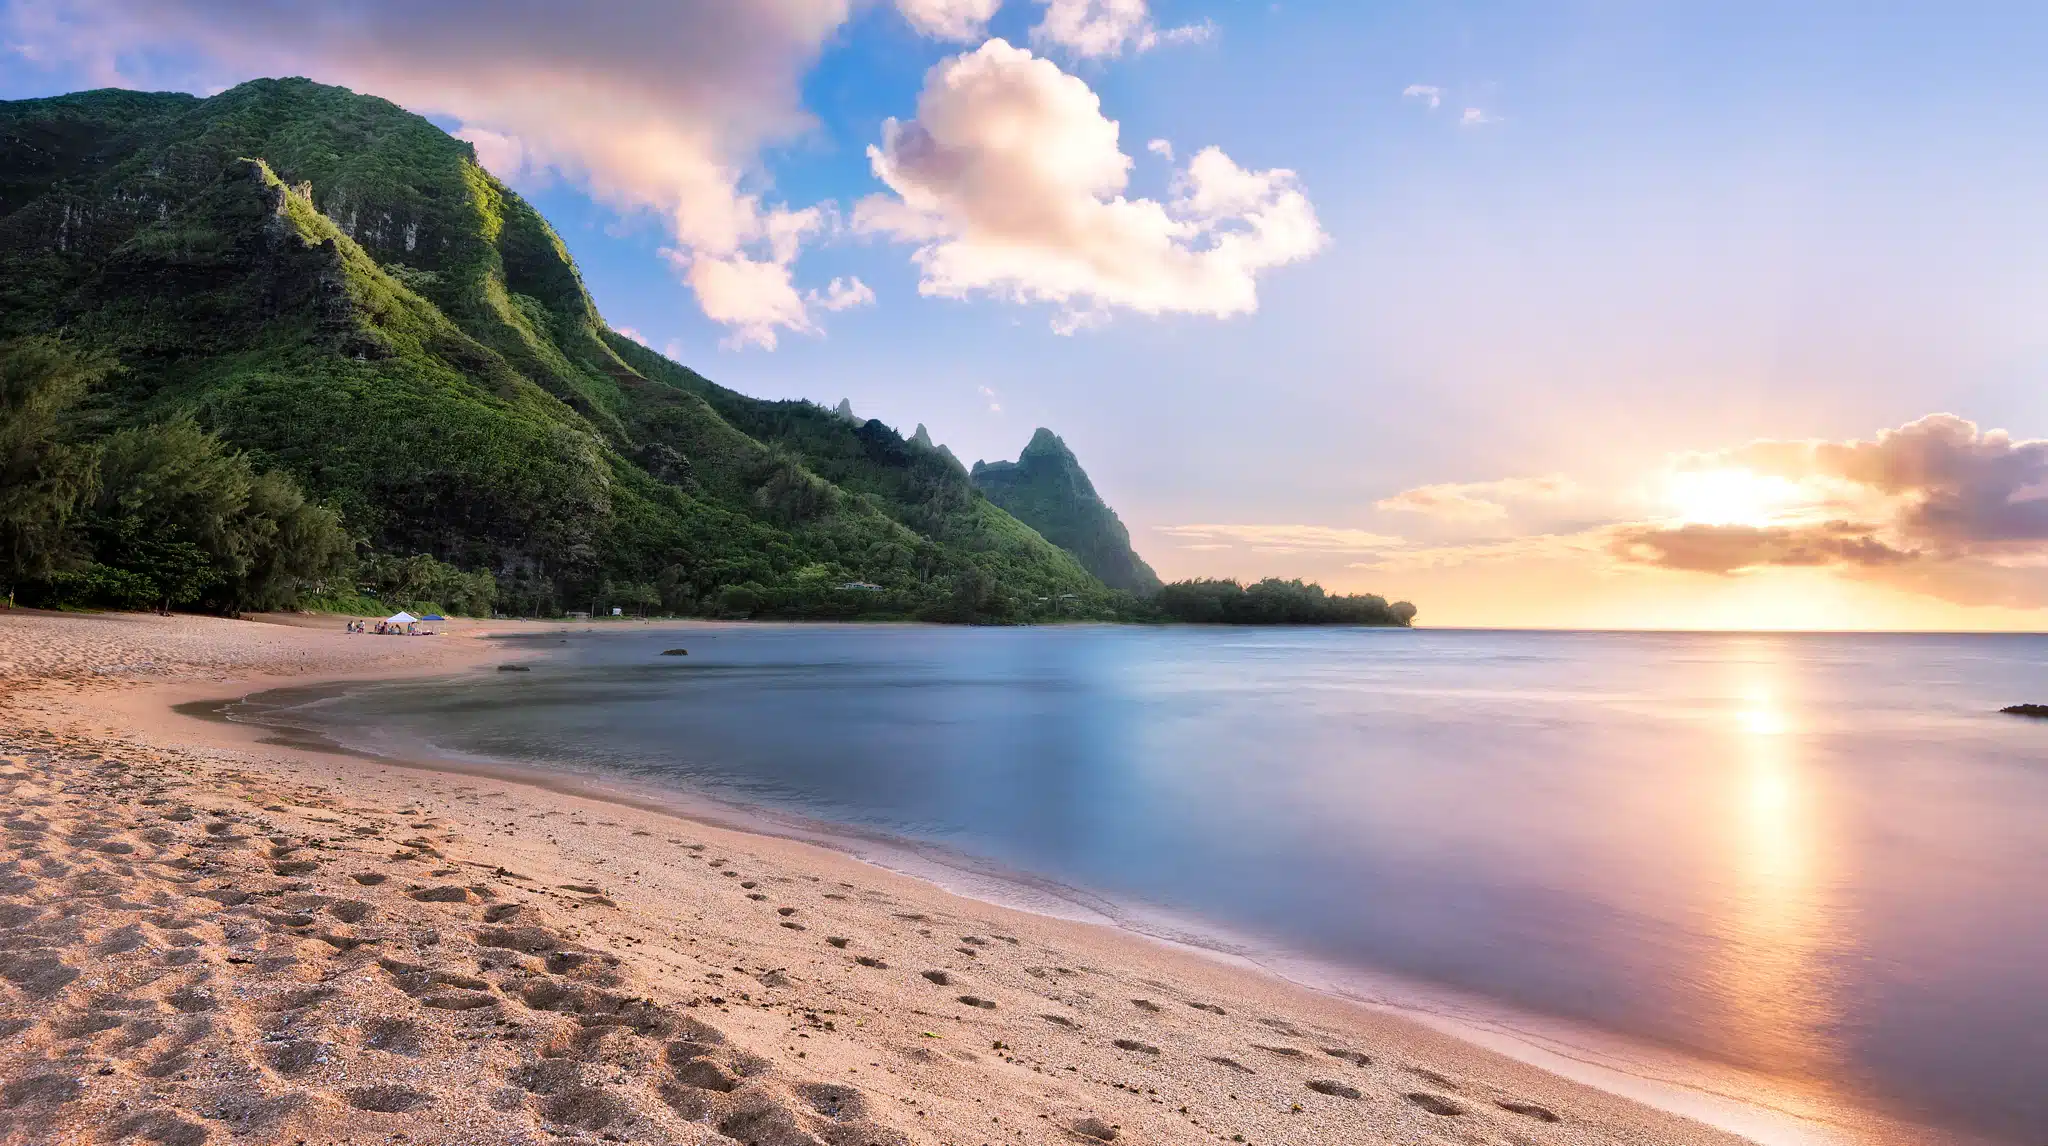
[0,609,1944,1146]
[203,668,1935,1146]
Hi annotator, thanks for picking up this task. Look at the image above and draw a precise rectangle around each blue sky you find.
[8,0,2048,627]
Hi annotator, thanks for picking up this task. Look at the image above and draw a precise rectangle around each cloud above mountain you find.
[855,39,1325,334]
[5,0,1274,348]
[3,0,856,347]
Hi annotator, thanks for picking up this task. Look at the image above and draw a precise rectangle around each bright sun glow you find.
[1662,468,1813,527]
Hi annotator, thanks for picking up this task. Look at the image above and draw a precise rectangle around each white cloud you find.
[1460,107,1498,128]
[4,0,859,349]
[896,0,1002,42]
[1031,0,1208,59]
[613,326,651,347]
[1350,532,1611,572]
[1156,18,1216,47]
[978,384,1003,413]
[1401,84,1442,110]
[1377,475,1575,521]
[1159,519,1613,570]
[674,249,815,350]
[660,200,833,349]
[1156,524,1408,553]
[855,39,1325,332]
[1146,138,1174,162]
[454,127,541,187]
[809,276,877,312]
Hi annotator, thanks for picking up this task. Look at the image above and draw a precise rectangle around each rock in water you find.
[497,664,531,672]
[2000,704,2048,718]
[661,648,688,656]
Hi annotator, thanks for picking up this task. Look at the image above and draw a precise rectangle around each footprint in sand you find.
[363,1016,425,1055]
[1306,1079,1362,1099]
[1497,1099,1562,1123]
[1408,1066,1461,1090]
[1405,1092,1465,1116]
[346,1084,435,1113]
[1071,1115,1119,1141]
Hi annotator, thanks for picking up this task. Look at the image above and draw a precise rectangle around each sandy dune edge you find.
[0,610,1753,1146]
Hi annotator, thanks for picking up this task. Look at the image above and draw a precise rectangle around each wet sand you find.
[0,609,1766,1145]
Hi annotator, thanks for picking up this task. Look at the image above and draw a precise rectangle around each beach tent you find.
[422,614,446,622]
[384,611,419,625]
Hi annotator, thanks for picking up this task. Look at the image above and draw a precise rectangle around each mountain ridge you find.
[972,428,1162,595]
[0,77,1116,620]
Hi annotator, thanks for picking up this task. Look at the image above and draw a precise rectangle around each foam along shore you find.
[1,610,1762,1146]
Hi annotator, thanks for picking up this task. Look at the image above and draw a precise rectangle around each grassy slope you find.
[0,79,1109,618]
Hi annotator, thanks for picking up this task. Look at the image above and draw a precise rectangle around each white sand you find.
[0,609,1775,1145]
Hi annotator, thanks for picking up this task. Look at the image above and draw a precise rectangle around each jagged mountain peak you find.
[971,429,1160,595]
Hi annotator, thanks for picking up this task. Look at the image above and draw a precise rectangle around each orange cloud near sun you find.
[1154,414,2048,630]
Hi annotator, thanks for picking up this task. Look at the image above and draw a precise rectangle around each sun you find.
[1661,468,1811,527]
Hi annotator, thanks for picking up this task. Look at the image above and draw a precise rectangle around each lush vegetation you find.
[0,79,1113,622]
[0,78,1417,628]
[2,336,355,612]
[1152,578,1417,626]
[971,427,1162,595]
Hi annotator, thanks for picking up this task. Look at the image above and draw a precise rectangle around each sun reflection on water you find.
[1704,641,1845,1085]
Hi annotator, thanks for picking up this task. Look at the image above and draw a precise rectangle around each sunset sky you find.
[7,0,2048,629]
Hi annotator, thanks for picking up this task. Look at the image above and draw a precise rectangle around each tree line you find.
[0,336,490,616]
[4,336,1417,628]
[1149,578,1417,626]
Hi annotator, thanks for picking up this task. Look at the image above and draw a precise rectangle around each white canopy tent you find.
[384,611,418,625]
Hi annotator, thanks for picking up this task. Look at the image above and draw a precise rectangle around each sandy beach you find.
[0,609,1758,1146]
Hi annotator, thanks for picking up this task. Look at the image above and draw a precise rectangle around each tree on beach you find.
[80,417,353,613]
[0,336,105,606]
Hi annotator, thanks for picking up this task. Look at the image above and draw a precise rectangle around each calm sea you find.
[242,625,2048,1144]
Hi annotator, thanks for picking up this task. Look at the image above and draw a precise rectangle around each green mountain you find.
[0,77,1116,620]
[972,428,1161,595]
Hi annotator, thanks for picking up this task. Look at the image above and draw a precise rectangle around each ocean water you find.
[248,625,2048,1144]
